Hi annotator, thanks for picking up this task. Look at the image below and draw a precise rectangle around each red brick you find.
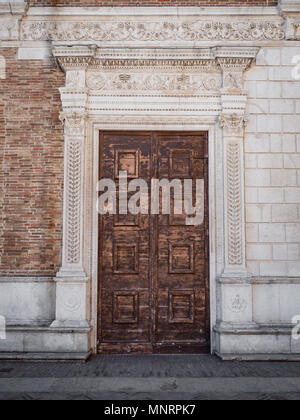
[0,49,64,276]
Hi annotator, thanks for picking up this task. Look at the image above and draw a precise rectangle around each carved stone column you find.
[214,48,259,343]
[215,48,259,279]
[51,46,95,328]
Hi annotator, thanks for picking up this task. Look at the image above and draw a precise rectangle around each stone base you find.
[0,351,92,362]
[0,326,92,359]
[215,324,300,360]
[216,352,300,361]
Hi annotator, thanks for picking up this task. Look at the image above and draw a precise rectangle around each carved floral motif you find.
[21,20,285,42]
[60,113,86,137]
[220,114,247,136]
[226,142,243,266]
[60,114,86,265]
[86,72,222,92]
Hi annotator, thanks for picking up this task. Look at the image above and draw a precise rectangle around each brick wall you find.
[29,1,278,7]
[0,49,64,276]
[245,47,300,277]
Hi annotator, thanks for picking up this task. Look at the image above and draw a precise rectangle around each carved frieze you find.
[86,71,222,93]
[21,20,285,42]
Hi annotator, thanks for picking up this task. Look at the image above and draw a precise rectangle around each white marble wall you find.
[245,46,300,278]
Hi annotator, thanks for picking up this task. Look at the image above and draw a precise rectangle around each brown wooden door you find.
[98,131,210,354]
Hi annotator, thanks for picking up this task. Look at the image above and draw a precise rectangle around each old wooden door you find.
[98,132,210,354]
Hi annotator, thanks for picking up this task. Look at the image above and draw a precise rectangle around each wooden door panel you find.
[99,133,152,350]
[154,133,209,352]
[98,131,209,354]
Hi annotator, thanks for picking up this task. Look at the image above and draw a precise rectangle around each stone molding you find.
[1,5,300,42]
[280,0,300,13]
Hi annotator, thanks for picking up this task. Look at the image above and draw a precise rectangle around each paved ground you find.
[0,354,300,400]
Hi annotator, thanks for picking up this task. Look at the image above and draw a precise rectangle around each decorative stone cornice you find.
[53,46,259,94]
[53,46,97,72]
[2,6,300,44]
[215,48,259,94]
[52,46,258,117]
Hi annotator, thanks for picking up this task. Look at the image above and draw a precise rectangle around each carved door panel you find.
[98,132,209,354]
[154,133,210,353]
[98,132,153,354]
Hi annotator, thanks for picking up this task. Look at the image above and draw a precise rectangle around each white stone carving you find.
[86,72,222,92]
[21,20,285,42]
[60,113,86,265]
[286,17,300,40]
[229,294,248,313]
[65,138,81,265]
[217,53,256,277]
[220,113,247,136]
[226,142,243,267]
[0,18,19,41]
[66,71,85,89]
[60,112,85,137]
[62,287,82,312]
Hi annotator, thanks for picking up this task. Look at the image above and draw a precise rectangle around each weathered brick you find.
[0,49,64,276]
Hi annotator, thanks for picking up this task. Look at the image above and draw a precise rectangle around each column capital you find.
[214,47,260,95]
[220,113,248,137]
[59,112,87,137]
[52,45,97,73]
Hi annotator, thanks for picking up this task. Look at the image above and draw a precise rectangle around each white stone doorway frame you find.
[51,45,259,355]
[90,120,218,353]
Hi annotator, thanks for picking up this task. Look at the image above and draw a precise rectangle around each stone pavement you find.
[0,354,300,400]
